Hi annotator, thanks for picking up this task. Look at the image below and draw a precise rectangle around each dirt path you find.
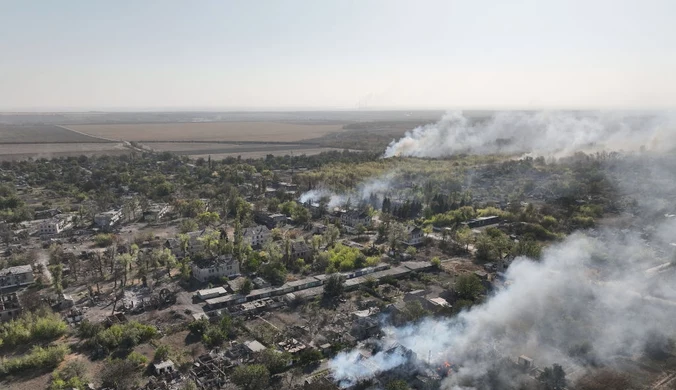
[56,125,120,142]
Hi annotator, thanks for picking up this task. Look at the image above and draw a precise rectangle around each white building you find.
[94,210,122,229]
[0,265,34,289]
[242,225,271,248]
[191,255,240,283]
[38,216,73,236]
[401,226,424,246]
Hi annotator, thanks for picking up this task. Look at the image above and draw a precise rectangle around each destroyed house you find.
[340,210,372,228]
[94,209,122,229]
[0,265,34,289]
[0,293,22,322]
[191,255,240,283]
[143,203,169,222]
[165,229,216,257]
[255,212,287,228]
[284,240,311,262]
[242,225,271,248]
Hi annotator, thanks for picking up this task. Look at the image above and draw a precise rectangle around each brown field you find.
[0,143,130,161]
[0,124,110,143]
[66,122,346,142]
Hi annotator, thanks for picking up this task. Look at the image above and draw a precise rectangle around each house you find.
[153,360,175,376]
[0,293,22,322]
[284,241,311,262]
[0,265,34,289]
[165,229,216,258]
[34,208,61,220]
[464,216,500,229]
[94,209,122,229]
[191,255,240,283]
[340,210,371,228]
[350,308,380,339]
[143,203,170,222]
[242,225,271,248]
[38,216,73,237]
[255,212,287,229]
[401,226,424,246]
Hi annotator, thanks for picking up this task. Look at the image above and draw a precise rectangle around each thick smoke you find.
[329,226,676,388]
[384,111,676,158]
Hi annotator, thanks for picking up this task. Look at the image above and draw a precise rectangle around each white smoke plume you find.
[298,172,398,209]
[384,111,676,158]
[329,225,676,388]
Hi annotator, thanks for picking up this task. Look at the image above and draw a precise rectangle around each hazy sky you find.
[1,0,675,110]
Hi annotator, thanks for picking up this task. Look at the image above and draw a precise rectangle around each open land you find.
[0,143,129,161]
[65,122,346,142]
[0,124,111,143]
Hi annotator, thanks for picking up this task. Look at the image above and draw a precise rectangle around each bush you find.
[127,351,149,367]
[154,345,170,362]
[50,359,88,390]
[0,309,67,347]
[91,321,158,352]
[94,233,115,247]
[0,344,69,377]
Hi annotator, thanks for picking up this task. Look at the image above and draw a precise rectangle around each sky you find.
[1,0,675,111]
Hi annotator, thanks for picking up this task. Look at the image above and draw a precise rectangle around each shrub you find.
[0,344,69,377]
[0,309,67,347]
[94,233,115,247]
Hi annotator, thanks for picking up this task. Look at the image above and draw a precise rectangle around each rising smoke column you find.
[384,111,675,158]
[329,227,676,389]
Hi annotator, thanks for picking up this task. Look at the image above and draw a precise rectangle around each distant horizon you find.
[1,106,673,114]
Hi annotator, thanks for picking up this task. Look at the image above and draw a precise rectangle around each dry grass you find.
[0,143,129,161]
[67,122,345,142]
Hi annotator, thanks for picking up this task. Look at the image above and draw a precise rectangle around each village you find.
[0,152,540,390]
[0,148,674,390]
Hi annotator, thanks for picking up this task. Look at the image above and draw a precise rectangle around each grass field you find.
[0,124,111,143]
[66,122,346,142]
[0,143,129,160]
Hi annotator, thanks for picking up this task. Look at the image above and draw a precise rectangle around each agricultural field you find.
[143,141,350,157]
[66,121,346,142]
[0,143,129,160]
[0,124,110,143]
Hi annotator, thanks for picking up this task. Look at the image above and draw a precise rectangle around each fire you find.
[437,361,455,377]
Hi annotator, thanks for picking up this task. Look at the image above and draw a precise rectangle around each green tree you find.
[179,219,198,233]
[239,278,253,295]
[403,300,430,322]
[258,348,291,374]
[323,274,344,300]
[292,206,311,225]
[154,345,170,362]
[298,348,323,366]
[230,364,270,390]
[455,273,484,301]
[323,225,340,248]
[197,211,220,227]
